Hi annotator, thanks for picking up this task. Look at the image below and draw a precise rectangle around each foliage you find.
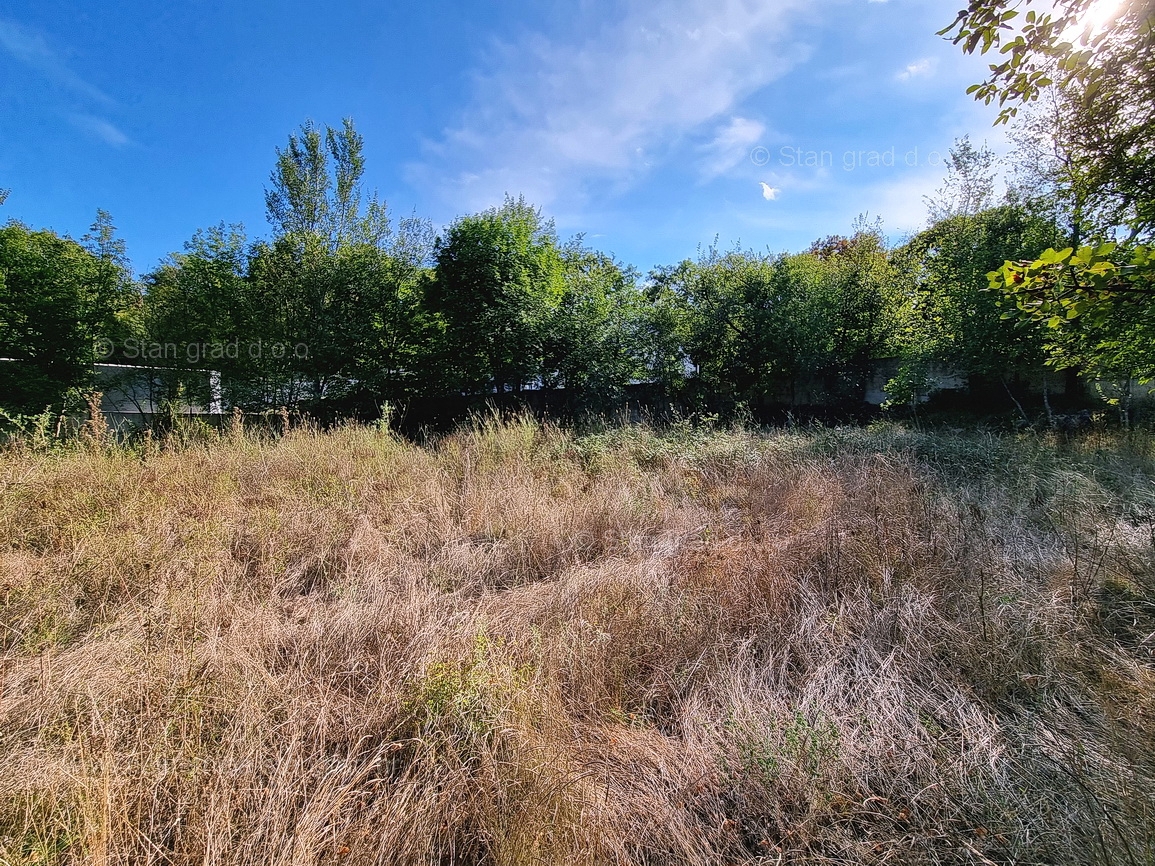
[139,119,435,416]
[654,224,895,410]
[541,241,651,413]
[993,242,1155,377]
[9,109,1155,422]
[142,224,251,407]
[264,117,390,249]
[426,195,565,395]
[0,217,131,414]
[335,216,436,406]
[943,0,1155,376]
[925,136,998,223]
[889,204,1062,403]
[939,0,1153,126]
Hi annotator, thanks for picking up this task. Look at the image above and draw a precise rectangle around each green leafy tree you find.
[83,210,140,350]
[940,0,1152,125]
[926,136,998,222]
[244,219,435,412]
[259,118,422,411]
[541,240,649,413]
[340,215,436,407]
[265,118,391,250]
[889,205,1062,405]
[646,249,790,409]
[141,119,431,416]
[142,224,251,406]
[651,224,895,412]
[802,225,897,403]
[997,242,1155,381]
[426,196,565,395]
[638,274,695,398]
[942,0,1155,368]
[0,219,127,413]
[245,234,349,406]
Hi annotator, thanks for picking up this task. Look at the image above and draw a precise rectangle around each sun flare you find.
[1063,0,1124,42]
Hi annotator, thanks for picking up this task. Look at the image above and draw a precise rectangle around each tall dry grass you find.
[1,416,1154,864]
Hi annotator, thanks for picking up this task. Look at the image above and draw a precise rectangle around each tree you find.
[925,136,998,222]
[888,205,1062,406]
[803,223,897,403]
[250,118,428,412]
[541,240,649,413]
[340,215,436,407]
[82,210,138,348]
[0,221,125,414]
[940,0,1153,127]
[139,119,431,416]
[650,223,895,413]
[244,226,434,413]
[426,196,565,395]
[142,224,252,407]
[647,248,794,409]
[942,0,1155,363]
[265,118,389,250]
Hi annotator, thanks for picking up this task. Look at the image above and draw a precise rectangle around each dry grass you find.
[1,416,1154,864]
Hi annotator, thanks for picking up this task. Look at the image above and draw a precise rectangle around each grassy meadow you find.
[2,416,1155,864]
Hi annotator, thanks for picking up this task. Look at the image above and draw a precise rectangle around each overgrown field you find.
[2,418,1155,864]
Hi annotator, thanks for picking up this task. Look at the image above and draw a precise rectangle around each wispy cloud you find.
[0,17,114,105]
[700,117,766,180]
[896,57,937,81]
[0,18,131,148]
[70,114,131,147]
[408,0,812,212]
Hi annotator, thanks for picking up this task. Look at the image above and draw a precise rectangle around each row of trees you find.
[0,95,1149,423]
[4,3,1153,424]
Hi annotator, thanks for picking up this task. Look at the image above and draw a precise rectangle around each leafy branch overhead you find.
[943,0,1155,369]
[940,0,1154,125]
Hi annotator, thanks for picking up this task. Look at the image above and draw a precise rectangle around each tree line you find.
[0,130,1122,424]
[2,0,1152,425]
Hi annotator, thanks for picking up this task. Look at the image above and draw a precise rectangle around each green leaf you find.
[1037,247,1073,265]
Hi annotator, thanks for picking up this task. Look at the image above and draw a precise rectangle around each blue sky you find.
[0,0,1008,276]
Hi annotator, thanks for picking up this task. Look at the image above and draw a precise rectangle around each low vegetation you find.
[2,417,1154,864]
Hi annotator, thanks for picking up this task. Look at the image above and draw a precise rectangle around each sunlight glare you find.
[1062,0,1124,43]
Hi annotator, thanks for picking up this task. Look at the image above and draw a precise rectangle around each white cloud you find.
[700,116,766,180]
[71,114,130,147]
[407,0,811,213]
[896,57,937,81]
[0,17,114,105]
[760,182,780,200]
